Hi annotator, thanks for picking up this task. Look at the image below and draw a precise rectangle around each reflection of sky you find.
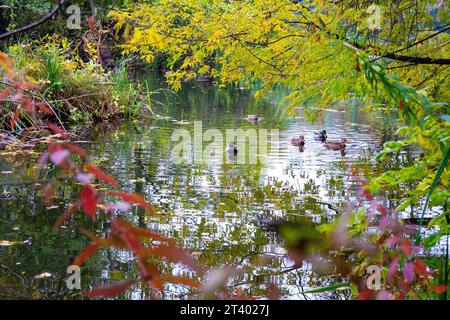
[154,106,400,206]
[97,103,402,299]
[0,79,408,300]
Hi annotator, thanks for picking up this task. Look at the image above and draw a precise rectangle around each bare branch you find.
[0,0,65,41]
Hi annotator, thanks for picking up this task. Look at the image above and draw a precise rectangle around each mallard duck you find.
[291,135,305,147]
[325,138,347,150]
[314,130,327,142]
[247,114,259,123]
[226,142,239,155]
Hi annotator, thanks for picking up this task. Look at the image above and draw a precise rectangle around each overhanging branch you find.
[0,0,65,41]
[381,53,450,65]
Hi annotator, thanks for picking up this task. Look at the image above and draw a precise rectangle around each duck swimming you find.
[291,135,305,147]
[247,114,259,123]
[314,130,327,142]
[324,138,347,150]
[226,142,239,155]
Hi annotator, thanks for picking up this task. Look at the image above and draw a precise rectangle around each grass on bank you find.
[1,35,153,131]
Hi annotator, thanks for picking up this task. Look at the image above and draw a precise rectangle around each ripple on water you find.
[0,83,404,299]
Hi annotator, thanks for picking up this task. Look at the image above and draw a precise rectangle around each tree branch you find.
[0,0,65,41]
[381,53,450,65]
[308,15,450,65]
[387,25,450,55]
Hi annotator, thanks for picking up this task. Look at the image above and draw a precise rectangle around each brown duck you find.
[247,114,259,123]
[324,138,347,150]
[291,135,305,147]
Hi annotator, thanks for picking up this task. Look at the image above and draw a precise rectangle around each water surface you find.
[0,77,402,299]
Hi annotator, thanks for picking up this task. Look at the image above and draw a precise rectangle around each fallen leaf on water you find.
[34,272,52,279]
[0,240,18,246]
[0,239,31,246]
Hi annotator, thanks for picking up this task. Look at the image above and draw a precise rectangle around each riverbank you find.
[0,35,156,151]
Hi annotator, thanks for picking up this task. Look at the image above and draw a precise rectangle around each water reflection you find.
[0,76,401,299]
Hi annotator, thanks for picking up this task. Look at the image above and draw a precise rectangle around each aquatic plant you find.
[112,64,153,117]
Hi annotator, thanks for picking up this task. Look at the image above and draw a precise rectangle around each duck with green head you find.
[314,130,327,142]
[226,141,239,155]
[247,114,259,123]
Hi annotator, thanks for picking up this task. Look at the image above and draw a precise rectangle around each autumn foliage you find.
[1,45,447,299]
[1,52,204,298]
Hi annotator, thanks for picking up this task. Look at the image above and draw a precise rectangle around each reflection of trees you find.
[0,76,409,299]
[0,185,87,299]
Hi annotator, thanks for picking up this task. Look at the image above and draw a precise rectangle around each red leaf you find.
[111,219,143,253]
[0,88,11,99]
[66,143,87,158]
[137,259,164,291]
[73,243,98,266]
[378,204,387,217]
[266,283,281,300]
[36,102,53,115]
[53,202,80,229]
[109,191,153,211]
[10,109,20,129]
[413,258,428,277]
[399,239,413,258]
[84,279,134,298]
[87,165,118,186]
[88,16,95,32]
[80,185,97,218]
[431,285,447,294]
[357,289,376,300]
[133,227,176,245]
[47,141,63,153]
[47,123,68,138]
[0,52,13,72]
[123,231,142,254]
[20,97,34,112]
[235,287,257,300]
[79,228,125,249]
[113,219,175,244]
[388,256,399,280]
[363,189,373,201]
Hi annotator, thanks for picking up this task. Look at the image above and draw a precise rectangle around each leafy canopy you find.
[109,0,449,245]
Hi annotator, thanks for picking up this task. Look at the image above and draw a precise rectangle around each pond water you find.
[0,75,403,299]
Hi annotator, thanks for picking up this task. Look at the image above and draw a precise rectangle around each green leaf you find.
[423,234,443,249]
[416,147,450,244]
